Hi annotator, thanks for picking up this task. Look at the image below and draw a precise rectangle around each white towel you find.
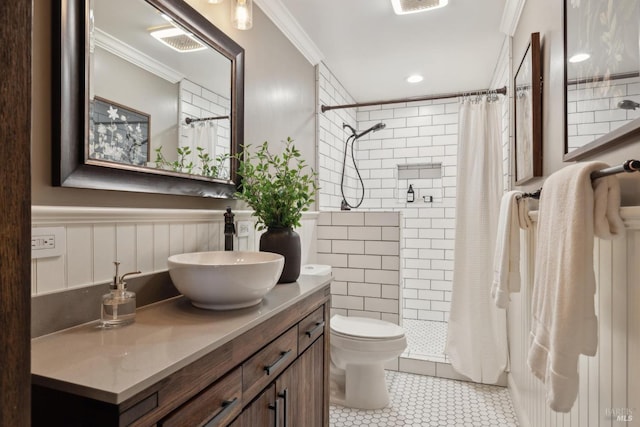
[527,162,623,412]
[491,191,523,308]
[518,197,533,230]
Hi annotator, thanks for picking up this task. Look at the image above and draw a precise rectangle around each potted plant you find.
[236,137,319,283]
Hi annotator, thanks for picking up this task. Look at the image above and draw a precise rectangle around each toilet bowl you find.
[330,315,407,409]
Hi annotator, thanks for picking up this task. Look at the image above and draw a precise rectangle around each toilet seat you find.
[330,315,405,340]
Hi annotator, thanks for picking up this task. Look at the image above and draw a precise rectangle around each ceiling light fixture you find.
[231,0,253,30]
[208,0,224,3]
[569,52,590,63]
[149,26,207,53]
[407,74,424,83]
[391,0,448,15]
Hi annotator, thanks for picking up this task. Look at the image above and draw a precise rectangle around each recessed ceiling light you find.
[569,52,590,63]
[407,74,424,83]
[392,0,448,15]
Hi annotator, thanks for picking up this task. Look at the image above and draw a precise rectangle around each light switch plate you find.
[32,227,66,259]
[237,221,252,237]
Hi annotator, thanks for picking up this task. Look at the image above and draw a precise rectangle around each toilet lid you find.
[330,315,405,339]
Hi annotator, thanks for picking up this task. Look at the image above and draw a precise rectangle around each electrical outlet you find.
[32,227,65,259]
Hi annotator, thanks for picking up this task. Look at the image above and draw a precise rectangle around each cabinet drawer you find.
[159,367,242,427]
[297,306,325,354]
[242,326,298,402]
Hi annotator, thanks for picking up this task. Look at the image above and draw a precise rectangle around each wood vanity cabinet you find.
[32,285,331,427]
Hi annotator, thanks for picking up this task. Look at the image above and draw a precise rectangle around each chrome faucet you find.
[224,207,236,251]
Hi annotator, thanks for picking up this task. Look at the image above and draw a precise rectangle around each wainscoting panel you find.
[32,207,318,296]
[509,207,639,427]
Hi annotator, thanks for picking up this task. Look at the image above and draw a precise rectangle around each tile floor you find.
[402,319,449,363]
[330,371,519,427]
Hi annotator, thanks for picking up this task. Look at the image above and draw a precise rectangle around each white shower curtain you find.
[181,122,218,171]
[445,96,507,384]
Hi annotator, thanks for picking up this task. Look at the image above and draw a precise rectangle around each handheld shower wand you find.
[340,122,386,210]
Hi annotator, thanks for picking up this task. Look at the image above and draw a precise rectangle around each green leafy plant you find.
[236,137,319,230]
[154,146,229,179]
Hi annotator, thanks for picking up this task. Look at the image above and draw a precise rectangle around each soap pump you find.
[100,262,141,328]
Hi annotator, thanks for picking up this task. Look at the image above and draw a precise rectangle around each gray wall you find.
[94,48,179,155]
[32,0,316,208]
[512,0,640,205]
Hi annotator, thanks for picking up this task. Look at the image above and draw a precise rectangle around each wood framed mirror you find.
[53,0,244,198]
[564,0,640,161]
[514,32,543,184]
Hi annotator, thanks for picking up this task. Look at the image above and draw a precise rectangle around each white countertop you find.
[31,275,331,405]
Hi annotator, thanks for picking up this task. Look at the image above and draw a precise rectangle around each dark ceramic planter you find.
[259,227,301,283]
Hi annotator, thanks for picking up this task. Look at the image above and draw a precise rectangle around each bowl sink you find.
[167,251,284,310]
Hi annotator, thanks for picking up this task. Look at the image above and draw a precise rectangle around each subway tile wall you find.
[31,207,318,296]
[318,211,401,324]
[317,62,358,210]
[567,76,640,152]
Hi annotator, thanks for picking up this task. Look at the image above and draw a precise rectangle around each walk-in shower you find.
[340,122,386,210]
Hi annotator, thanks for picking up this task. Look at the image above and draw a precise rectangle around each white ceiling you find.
[273,0,508,103]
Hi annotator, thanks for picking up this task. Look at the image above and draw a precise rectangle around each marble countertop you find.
[31,274,332,405]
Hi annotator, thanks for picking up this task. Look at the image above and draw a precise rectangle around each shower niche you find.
[396,163,443,205]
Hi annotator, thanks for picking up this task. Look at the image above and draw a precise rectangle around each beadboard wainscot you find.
[508,206,640,427]
[31,206,318,296]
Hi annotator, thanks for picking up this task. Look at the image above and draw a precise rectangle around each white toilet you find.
[330,315,407,409]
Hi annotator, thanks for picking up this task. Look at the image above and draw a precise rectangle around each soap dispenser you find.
[101,262,141,328]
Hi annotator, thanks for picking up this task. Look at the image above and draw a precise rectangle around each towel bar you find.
[517,159,639,201]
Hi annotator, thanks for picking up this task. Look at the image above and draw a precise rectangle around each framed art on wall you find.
[514,32,543,185]
[89,96,151,167]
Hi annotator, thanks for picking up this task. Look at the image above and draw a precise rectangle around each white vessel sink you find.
[167,251,284,310]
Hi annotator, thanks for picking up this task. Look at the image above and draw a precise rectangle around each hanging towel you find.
[518,197,533,231]
[527,161,624,412]
[491,191,524,308]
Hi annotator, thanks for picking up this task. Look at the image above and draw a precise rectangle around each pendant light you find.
[231,0,253,30]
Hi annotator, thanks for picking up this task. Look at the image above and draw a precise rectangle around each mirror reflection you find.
[90,0,232,180]
[565,0,640,154]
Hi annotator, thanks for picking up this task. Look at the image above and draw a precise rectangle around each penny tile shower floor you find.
[330,371,519,427]
[402,319,449,363]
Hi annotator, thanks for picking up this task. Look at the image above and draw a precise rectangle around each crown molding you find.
[94,28,184,83]
[254,0,324,65]
[499,0,526,36]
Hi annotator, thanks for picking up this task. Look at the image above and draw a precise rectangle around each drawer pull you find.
[204,397,239,427]
[268,398,280,427]
[264,349,292,375]
[305,321,325,338]
[278,388,289,427]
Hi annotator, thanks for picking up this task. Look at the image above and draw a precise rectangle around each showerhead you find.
[355,122,386,139]
[617,99,640,110]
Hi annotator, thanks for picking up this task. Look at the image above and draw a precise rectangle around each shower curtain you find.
[180,122,218,172]
[445,96,507,384]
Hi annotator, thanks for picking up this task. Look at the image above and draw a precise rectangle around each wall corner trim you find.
[499,0,526,36]
[254,0,324,65]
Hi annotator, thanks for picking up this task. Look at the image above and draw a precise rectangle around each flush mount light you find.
[232,0,253,30]
[149,26,207,53]
[569,52,590,63]
[407,74,424,83]
[392,0,448,15]
[208,0,224,3]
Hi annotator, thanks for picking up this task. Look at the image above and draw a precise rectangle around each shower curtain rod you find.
[519,159,640,200]
[321,86,507,113]
[185,115,229,124]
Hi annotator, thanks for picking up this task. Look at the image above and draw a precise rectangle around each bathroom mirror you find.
[564,0,640,161]
[53,0,244,198]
